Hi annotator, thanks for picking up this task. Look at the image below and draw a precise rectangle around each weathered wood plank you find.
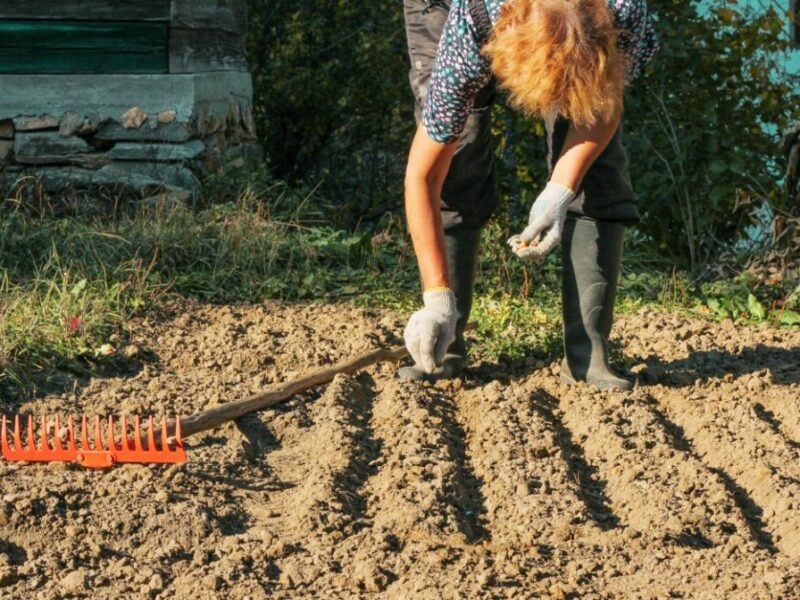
[235,0,248,34]
[0,72,253,123]
[0,50,168,74]
[169,29,248,73]
[0,1,170,21]
[0,21,168,74]
[171,0,246,34]
[0,21,167,50]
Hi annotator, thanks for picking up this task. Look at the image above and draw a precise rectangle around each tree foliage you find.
[246,0,799,268]
[624,0,799,269]
[247,0,412,217]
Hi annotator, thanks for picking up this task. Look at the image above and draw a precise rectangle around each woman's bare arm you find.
[508,110,623,261]
[550,111,621,191]
[404,124,459,289]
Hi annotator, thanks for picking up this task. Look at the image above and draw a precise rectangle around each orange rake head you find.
[1,414,187,469]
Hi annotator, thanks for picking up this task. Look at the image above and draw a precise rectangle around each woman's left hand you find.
[507,182,576,261]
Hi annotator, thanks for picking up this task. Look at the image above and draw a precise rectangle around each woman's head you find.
[483,0,625,127]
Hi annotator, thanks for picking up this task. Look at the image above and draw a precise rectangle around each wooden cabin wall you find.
[0,0,249,74]
[171,0,249,73]
[0,1,171,21]
[0,0,258,196]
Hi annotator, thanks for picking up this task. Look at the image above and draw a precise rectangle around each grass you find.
[1,168,798,387]
[0,170,419,386]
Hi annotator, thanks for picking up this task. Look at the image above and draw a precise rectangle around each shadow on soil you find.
[0,539,27,566]
[188,417,290,494]
[427,392,491,544]
[1,353,150,413]
[234,413,283,464]
[330,373,382,531]
[530,390,620,531]
[750,403,800,450]
[644,395,778,554]
[640,345,800,386]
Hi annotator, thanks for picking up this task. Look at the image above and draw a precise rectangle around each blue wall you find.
[739,0,798,74]
[699,1,798,75]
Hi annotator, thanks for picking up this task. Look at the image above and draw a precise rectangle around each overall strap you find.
[468,0,493,47]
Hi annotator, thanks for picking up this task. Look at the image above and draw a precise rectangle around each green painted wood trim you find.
[0,1,170,21]
[0,21,167,74]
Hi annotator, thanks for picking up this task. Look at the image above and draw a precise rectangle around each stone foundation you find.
[0,71,259,196]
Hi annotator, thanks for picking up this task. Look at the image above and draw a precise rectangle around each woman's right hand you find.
[404,288,459,373]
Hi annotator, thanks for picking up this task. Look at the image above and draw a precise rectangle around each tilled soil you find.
[1,299,799,599]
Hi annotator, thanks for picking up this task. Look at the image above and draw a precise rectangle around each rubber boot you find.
[398,227,481,381]
[560,216,633,391]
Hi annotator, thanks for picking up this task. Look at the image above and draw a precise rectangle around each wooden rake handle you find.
[175,342,410,440]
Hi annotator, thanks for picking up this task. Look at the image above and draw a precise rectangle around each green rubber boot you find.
[398,228,481,382]
[560,216,633,391]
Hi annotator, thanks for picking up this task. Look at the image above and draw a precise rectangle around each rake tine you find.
[120,415,129,451]
[161,418,168,452]
[134,417,143,452]
[147,417,156,452]
[40,415,49,453]
[94,416,103,452]
[108,415,116,452]
[67,416,77,452]
[1,416,8,454]
[81,416,89,452]
[53,415,63,452]
[14,415,22,452]
[27,415,35,452]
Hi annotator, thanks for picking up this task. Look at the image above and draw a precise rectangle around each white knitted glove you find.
[507,182,576,261]
[403,288,459,373]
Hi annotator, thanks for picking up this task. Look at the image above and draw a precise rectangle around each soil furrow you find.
[650,384,800,561]
[454,379,597,597]
[346,379,487,599]
[243,375,378,594]
[529,389,619,530]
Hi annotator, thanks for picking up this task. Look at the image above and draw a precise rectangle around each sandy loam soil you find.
[1,299,799,599]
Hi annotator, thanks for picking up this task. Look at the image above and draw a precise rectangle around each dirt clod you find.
[60,569,88,594]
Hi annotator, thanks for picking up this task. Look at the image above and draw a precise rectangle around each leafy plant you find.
[246,0,412,221]
[622,0,798,270]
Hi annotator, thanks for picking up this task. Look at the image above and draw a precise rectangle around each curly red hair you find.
[483,0,626,126]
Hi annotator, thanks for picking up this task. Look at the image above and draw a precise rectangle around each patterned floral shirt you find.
[423,0,659,144]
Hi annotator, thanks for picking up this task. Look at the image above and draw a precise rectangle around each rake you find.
[1,414,186,468]
[1,339,412,469]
